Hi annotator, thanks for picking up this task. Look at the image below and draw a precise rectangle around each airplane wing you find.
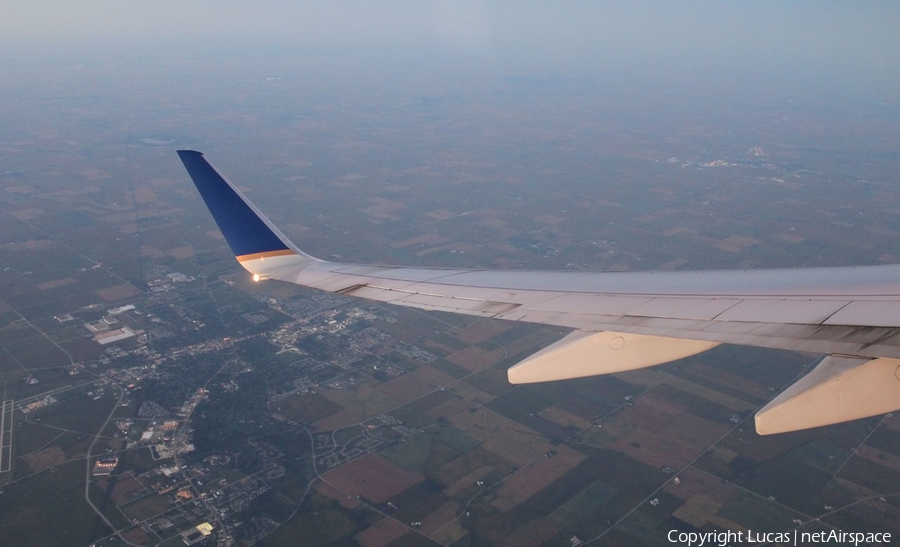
[177,150,900,435]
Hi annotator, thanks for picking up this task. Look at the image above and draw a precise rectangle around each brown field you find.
[443,465,493,496]
[355,517,410,547]
[36,277,76,290]
[462,367,510,398]
[538,406,592,430]
[616,391,687,432]
[885,417,900,442]
[491,445,586,511]
[444,346,502,371]
[403,390,454,414]
[665,376,756,412]
[60,336,104,362]
[0,239,54,251]
[10,208,43,220]
[265,285,305,299]
[551,390,613,423]
[710,240,743,253]
[95,283,142,302]
[314,385,396,431]
[22,445,66,472]
[431,520,469,546]
[79,168,110,180]
[139,245,167,258]
[375,311,453,341]
[839,457,900,494]
[450,320,512,345]
[367,196,405,219]
[419,500,460,536]
[434,446,512,487]
[830,476,880,503]
[373,373,433,402]
[423,339,456,356]
[671,494,724,528]
[324,453,424,503]
[610,430,684,467]
[426,397,478,422]
[96,474,146,504]
[416,243,477,257]
[612,412,730,467]
[314,480,361,509]
[121,527,151,545]
[391,234,449,249]
[451,408,525,443]
[3,185,36,194]
[534,214,566,224]
[662,467,740,504]
[62,436,93,460]
[482,428,554,468]
[723,429,807,463]
[423,209,458,220]
[131,187,158,203]
[100,207,183,224]
[778,232,806,243]
[857,445,900,473]
[681,362,769,400]
[666,412,733,446]
[658,258,689,270]
[501,330,560,359]
[277,392,343,424]
[446,383,493,406]
[498,519,560,547]
[312,409,364,432]
[615,368,671,388]
[165,246,194,259]
[580,415,635,447]
[411,364,456,386]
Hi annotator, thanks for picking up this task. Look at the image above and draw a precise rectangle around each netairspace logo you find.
[668,529,893,546]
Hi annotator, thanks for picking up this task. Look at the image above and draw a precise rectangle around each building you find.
[108,304,136,315]
[181,523,213,545]
[93,327,136,345]
[92,458,119,477]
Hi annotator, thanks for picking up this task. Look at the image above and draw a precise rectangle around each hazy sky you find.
[3,1,899,89]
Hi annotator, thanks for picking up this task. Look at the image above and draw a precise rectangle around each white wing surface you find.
[178,150,900,435]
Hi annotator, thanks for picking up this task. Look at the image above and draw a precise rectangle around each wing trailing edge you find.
[179,151,900,435]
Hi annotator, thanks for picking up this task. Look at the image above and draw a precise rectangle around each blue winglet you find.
[177,150,296,260]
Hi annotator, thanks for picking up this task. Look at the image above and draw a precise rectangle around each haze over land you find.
[0,2,899,546]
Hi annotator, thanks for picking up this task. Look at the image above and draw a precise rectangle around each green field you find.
[30,389,116,435]
[121,493,173,521]
[0,460,111,547]
[257,492,369,547]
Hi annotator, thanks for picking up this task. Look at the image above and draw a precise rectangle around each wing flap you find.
[396,293,520,315]
[507,330,718,383]
[337,283,521,315]
[714,299,849,324]
[755,355,900,434]
[823,300,900,327]
[626,297,740,321]
[530,294,653,314]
